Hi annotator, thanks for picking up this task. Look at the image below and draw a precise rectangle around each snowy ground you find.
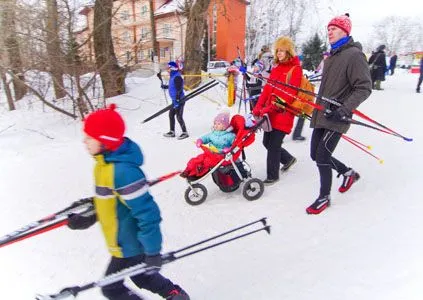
[0,69,422,300]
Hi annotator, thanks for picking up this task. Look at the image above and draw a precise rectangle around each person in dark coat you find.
[258,45,274,78]
[307,13,372,214]
[245,59,264,109]
[389,53,398,75]
[417,57,423,93]
[369,45,387,90]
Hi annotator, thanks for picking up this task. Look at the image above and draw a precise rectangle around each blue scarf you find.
[330,36,351,51]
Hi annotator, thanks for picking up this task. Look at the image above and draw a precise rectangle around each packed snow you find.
[0,69,422,300]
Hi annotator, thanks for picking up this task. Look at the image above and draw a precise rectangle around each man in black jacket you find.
[369,45,387,90]
[417,57,423,93]
[389,53,398,75]
[162,61,189,140]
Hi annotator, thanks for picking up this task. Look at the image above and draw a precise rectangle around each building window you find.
[121,31,131,43]
[139,49,145,60]
[120,10,129,21]
[141,27,149,40]
[141,5,148,16]
[160,48,166,58]
[163,24,172,37]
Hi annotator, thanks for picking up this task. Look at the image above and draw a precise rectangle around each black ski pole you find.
[168,225,271,261]
[252,72,413,141]
[157,71,169,104]
[237,46,249,114]
[253,72,413,141]
[345,117,406,138]
[35,220,271,300]
[0,171,181,249]
[272,98,384,162]
[0,204,94,249]
[250,71,338,105]
[171,217,267,254]
[0,198,93,248]
[141,80,218,124]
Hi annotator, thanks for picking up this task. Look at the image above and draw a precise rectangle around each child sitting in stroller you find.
[180,112,235,178]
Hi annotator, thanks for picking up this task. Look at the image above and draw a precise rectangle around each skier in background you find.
[162,61,189,140]
[389,52,398,75]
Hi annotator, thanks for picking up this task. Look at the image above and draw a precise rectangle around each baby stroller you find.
[184,114,265,205]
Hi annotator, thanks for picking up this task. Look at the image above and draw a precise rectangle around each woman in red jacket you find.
[252,36,302,185]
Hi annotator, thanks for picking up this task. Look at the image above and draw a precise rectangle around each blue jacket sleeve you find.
[114,165,162,255]
[200,132,212,144]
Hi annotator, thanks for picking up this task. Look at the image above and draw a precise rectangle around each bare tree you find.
[183,0,211,88]
[0,63,15,111]
[45,0,66,99]
[369,16,423,53]
[282,0,307,42]
[1,0,27,101]
[0,7,15,110]
[93,0,126,98]
[0,73,15,110]
[246,0,313,61]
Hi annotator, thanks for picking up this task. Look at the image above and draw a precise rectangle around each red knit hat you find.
[328,13,352,35]
[84,104,125,151]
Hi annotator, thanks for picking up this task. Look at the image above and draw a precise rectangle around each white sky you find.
[314,0,423,45]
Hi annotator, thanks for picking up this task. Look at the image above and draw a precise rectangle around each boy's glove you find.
[325,106,351,122]
[239,65,247,74]
[145,254,162,273]
[195,139,203,148]
[67,212,96,230]
[161,84,169,89]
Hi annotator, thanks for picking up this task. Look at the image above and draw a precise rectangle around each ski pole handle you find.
[35,286,81,300]
[156,71,163,84]
[0,198,93,246]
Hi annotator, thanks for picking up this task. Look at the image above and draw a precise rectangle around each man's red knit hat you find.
[84,104,125,151]
[327,13,352,36]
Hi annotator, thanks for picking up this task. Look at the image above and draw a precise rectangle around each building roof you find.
[155,0,184,17]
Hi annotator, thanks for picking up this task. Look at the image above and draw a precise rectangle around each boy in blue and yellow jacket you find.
[68,104,189,300]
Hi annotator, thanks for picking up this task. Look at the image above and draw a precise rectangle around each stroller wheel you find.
[185,184,208,206]
[242,178,264,201]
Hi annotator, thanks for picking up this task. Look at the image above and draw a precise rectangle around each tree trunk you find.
[1,72,15,111]
[1,0,27,101]
[93,0,126,99]
[148,0,159,61]
[184,0,211,88]
[45,0,66,99]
